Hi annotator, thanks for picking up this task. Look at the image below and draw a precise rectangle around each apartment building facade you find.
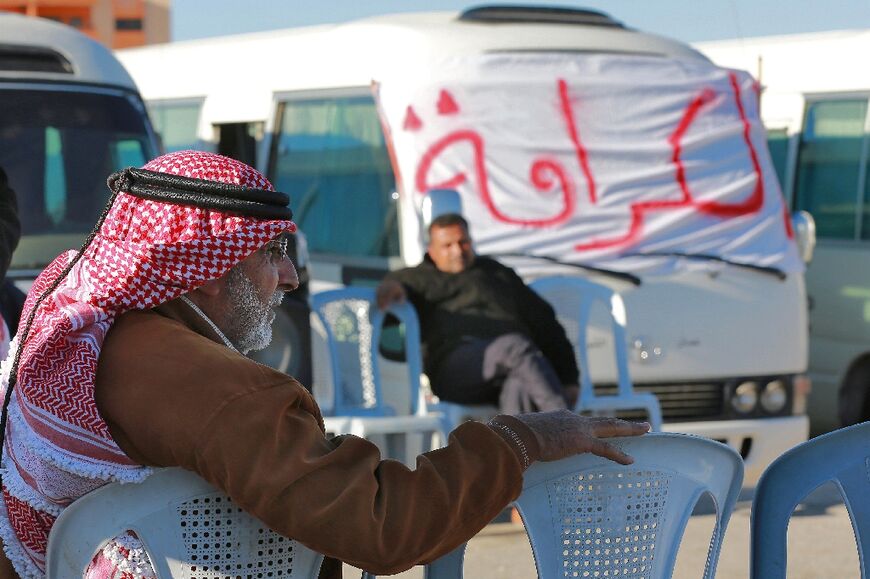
[0,0,169,48]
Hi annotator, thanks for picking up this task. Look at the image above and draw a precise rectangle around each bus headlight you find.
[731,381,759,414]
[760,380,788,413]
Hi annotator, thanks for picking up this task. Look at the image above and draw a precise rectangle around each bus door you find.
[216,122,262,168]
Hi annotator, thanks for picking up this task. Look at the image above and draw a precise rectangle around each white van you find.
[118,6,811,485]
[1,13,159,285]
[697,29,870,435]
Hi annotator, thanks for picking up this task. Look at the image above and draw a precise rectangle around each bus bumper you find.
[662,415,809,487]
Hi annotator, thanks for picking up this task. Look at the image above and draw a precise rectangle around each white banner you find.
[376,53,802,276]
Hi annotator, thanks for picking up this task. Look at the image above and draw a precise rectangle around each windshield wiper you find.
[621,252,787,281]
[493,252,642,286]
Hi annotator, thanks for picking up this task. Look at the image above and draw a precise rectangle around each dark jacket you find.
[0,167,20,282]
[386,255,579,384]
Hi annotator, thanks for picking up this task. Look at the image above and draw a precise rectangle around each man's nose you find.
[278,259,300,292]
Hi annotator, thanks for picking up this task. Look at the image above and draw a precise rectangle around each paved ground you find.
[343,483,860,578]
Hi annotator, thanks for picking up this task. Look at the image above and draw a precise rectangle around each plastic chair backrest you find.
[311,287,423,417]
[751,421,870,579]
[46,467,324,579]
[529,276,663,430]
[426,433,743,579]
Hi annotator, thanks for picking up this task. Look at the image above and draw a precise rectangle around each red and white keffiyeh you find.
[0,151,295,577]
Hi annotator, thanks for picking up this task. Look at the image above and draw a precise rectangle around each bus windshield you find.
[0,86,156,270]
[268,95,399,259]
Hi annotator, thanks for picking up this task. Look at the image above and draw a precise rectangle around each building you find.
[0,0,170,48]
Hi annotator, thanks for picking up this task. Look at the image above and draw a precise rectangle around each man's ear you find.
[195,276,224,297]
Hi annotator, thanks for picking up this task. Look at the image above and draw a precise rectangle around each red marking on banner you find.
[415,131,479,194]
[437,90,460,115]
[574,89,714,250]
[558,79,597,204]
[428,174,468,190]
[696,73,764,216]
[575,77,767,252]
[403,106,422,131]
[670,88,715,205]
[530,158,577,224]
[410,77,769,249]
[416,130,575,227]
[748,79,790,236]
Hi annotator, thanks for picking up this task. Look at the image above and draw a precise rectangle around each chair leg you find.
[425,543,467,579]
[427,429,440,452]
[403,432,421,466]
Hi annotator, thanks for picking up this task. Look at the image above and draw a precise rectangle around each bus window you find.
[44,126,67,225]
[766,128,789,197]
[861,125,870,240]
[112,139,148,169]
[147,100,202,153]
[793,99,868,240]
[268,95,399,258]
[0,88,154,270]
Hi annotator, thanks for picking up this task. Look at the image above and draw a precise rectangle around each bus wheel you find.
[838,357,870,427]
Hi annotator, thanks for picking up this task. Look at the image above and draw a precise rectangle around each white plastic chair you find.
[425,432,744,579]
[530,276,663,430]
[46,467,324,578]
[311,287,443,465]
[750,420,870,578]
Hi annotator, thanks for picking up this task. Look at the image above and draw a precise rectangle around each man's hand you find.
[376,279,407,310]
[514,410,649,465]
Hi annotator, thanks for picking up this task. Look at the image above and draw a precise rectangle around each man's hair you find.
[428,213,469,235]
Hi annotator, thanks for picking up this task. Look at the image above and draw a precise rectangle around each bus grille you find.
[592,382,724,422]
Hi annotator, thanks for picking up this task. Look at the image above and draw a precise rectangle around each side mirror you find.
[422,189,463,226]
[792,210,816,264]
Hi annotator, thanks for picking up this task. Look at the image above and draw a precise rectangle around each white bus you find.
[697,30,870,434]
[1,13,160,285]
[118,6,812,484]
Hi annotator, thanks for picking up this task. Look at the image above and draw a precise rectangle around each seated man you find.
[0,151,646,579]
[377,213,579,415]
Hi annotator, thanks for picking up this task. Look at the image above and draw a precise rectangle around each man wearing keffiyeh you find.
[0,150,648,579]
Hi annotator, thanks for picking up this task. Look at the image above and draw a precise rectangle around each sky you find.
[172,0,870,45]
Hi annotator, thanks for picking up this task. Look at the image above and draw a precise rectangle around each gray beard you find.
[223,267,284,354]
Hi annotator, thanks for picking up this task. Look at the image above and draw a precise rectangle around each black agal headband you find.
[107,167,294,221]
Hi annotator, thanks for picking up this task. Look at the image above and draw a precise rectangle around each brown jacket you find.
[7,299,536,578]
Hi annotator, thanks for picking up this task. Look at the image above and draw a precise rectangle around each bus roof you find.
[0,12,137,90]
[117,9,709,123]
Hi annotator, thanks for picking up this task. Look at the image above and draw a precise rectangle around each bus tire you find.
[838,356,870,427]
